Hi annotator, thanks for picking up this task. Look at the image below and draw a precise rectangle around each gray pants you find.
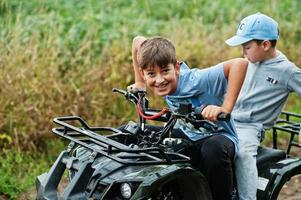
[234,123,262,200]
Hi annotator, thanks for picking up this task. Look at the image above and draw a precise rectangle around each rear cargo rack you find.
[52,116,190,165]
[272,111,301,154]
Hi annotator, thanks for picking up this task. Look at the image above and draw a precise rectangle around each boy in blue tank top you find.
[129,36,248,200]
[226,12,301,200]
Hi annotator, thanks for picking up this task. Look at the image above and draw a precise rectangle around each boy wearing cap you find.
[226,12,301,200]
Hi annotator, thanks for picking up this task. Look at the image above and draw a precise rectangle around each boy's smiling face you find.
[141,63,180,96]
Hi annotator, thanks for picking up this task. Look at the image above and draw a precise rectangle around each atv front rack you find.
[272,111,301,154]
[52,116,190,165]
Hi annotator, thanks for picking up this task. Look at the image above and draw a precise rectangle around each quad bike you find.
[36,88,301,200]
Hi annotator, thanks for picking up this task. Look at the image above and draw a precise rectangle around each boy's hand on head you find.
[201,105,228,121]
[127,82,146,92]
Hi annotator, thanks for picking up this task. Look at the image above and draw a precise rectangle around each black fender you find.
[101,163,212,200]
[257,157,301,200]
[134,164,212,200]
[36,151,94,200]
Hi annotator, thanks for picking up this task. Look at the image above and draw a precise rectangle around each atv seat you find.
[256,146,286,167]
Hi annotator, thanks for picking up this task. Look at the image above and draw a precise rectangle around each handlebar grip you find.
[217,112,231,121]
[112,88,127,95]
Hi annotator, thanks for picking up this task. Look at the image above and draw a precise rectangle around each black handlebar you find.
[112,88,127,95]
[112,88,231,123]
[217,112,231,121]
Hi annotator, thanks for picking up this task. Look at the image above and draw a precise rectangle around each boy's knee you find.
[238,143,258,157]
[202,140,234,167]
[235,150,257,167]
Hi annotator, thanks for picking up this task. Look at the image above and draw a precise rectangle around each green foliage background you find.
[0,0,300,199]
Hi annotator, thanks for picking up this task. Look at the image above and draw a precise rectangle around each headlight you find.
[120,182,132,199]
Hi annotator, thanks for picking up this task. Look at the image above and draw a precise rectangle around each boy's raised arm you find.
[202,58,248,121]
[222,58,248,112]
[128,36,147,90]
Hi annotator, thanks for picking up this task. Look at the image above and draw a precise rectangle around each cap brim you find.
[225,35,252,46]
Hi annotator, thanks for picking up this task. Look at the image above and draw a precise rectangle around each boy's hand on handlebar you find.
[201,105,228,121]
[127,82,146,92]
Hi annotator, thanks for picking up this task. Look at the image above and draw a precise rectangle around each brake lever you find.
[187,117,219,131]
[184,112,227,132]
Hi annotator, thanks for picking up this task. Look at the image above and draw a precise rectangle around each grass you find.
[0,141,65,199]
[0,0,300,199]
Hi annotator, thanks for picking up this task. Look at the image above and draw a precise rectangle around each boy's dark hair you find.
[137,36,177,70]
[254,39,277,48]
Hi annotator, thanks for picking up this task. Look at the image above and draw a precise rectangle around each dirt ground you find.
[278,174,301,200]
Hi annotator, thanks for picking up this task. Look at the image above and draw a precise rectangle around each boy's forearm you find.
[223,58,248,112]
[132,36,147,85]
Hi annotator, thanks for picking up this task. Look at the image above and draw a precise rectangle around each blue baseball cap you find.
[225,12,279,46]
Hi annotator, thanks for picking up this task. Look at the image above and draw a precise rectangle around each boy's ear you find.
[139,68,146,80]
[262,40,272,51]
